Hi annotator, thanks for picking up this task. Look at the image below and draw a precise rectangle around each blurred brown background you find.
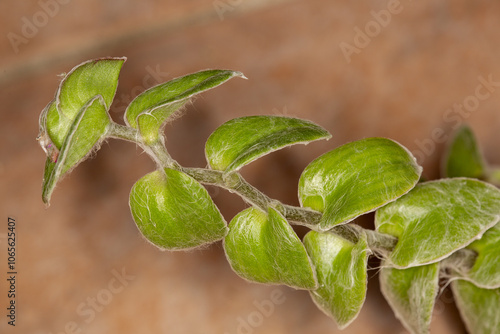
[1,0,499,333]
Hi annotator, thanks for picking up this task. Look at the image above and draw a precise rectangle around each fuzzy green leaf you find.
[375,178,500,268]
[47,57,125,148]
[125,69,244,144]
[129,168,228,250]
[380,262,439,334]
[303,230,369,329]
[451,280,500,334]
[206,116,331,173]
[42,96,110,204]
[136,100,188,145]
[223,207,317,290]
[442,125,486,179]
[450,223,500,289]
[299,138,422,230]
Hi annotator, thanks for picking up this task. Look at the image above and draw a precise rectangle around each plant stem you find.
[180,166,399,252]
[180,167,274,210]
[148,139,179,169]
[108,122,140,142]
[362,228,398,253]
[106,125,448,259]
[108,123,178,168]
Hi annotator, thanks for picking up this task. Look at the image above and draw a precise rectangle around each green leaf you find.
[129,168,228,250]
[375,178,500,268]
[303,230,369,329]
[47,57,125,148]
[379,262,439,334]
[442,125,485,179]
[450,223,500,289]
[487,167,500,187]
[451,280,500,334]
[124,69,244,144]
[299,138,422,230]
[136,100,188,145]
[42,96,111,204]
[223,207,317,290]
[205,116,331,173]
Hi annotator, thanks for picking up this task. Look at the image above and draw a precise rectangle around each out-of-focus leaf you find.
[375,178,500,268]
[451,280,500,334]
[206,116,331,173]
[442,125,485,179]
[129,168,228,250]
[223,207,317,290]
[299,138,421,230]
[487,167,500,187]
[125,69,244,144]
[303,230,369,329]
[379,262,439,334]
[42,96,110,204]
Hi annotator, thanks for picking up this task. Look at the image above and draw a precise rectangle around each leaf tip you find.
[41,187,52,207]
[235,71,248,80]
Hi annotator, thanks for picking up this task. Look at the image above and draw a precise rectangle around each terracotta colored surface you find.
[1,0,499,333]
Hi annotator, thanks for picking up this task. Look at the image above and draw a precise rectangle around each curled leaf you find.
[299,138,422,230]
[38,58,125,204]
[42,96,110,204]
[46,57,125,148]
[206,116,331,173]
[303,230,369,329]
[223,207,317,290]
[129,168,227,250]
[375,178,500,268]
[125,69,244,144]
[379,262,439,334]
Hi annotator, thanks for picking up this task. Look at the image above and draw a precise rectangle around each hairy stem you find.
[179,166,399,251]
[108,122,140,142]
[108,123,178,168]
[108,127,466,262]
